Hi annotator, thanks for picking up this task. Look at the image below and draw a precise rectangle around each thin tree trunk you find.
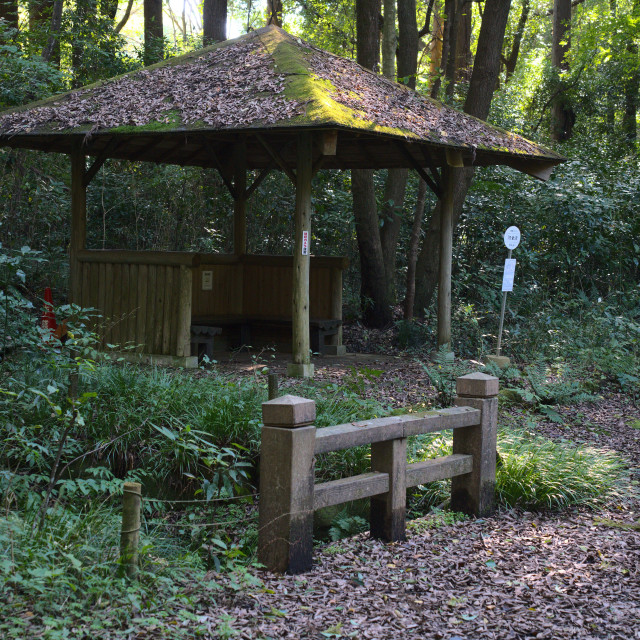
[404,178,427,319]
[414,0,512,316]
[115,0,134,33]
[504,0,530,81]
[41,0,63,65]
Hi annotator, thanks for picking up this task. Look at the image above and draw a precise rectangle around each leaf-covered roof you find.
[0,26,564,175]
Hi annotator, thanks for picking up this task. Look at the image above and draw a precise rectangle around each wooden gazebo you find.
[0,26,563,376]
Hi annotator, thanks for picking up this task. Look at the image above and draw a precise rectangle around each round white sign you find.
[504,226,521,250]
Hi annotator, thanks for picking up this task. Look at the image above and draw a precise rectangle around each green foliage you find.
[327,508,369,541]
[421,347,474,407]
[408,426,628,512]
[501,361,598,422]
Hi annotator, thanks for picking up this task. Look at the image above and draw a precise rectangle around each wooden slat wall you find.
[192,257,344,321]
[77,251,344,355]
[77,256,191,355]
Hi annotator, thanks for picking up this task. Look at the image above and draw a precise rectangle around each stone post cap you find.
[262,394,316,427]
[456,372,499,398]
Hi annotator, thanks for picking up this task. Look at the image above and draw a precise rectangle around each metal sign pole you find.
[496,248,512,356]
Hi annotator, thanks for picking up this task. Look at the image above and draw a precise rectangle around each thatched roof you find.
[0,26,563,178]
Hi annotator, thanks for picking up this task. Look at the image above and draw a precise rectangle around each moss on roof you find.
[0,26,562,162]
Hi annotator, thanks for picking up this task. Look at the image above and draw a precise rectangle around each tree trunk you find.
[71,0,92,88]
[352,0,391,327]
[622,0,640,141]
[444,0,460,98]
[144,0,164,66]
[266,0,282,26]
[404,178,427,320]
[380,169,408,299]
[504,0,530,81]
[41,0,63,64]
[429,0,444,89]
[0,0,18,31]
[203,0,226,44]
[550,0,574,140]
[455,0,472,83]
[382,0,396,79]
[414,0,512,316]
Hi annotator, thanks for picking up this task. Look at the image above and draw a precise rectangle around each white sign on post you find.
[504,226,521,250]
[302,230,309,256]
[502,258,516,292]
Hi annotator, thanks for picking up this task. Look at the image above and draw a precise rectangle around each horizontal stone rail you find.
[258,372,499,574]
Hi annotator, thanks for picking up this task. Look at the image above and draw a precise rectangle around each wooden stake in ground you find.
[120,482,142,579]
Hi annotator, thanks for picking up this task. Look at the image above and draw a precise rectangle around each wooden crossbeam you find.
[419,146,443,193]
[256,133,296,184]
[245,167,271,199]
[83,138,119,187]
[395,141,442,197]
[204,139,237,199]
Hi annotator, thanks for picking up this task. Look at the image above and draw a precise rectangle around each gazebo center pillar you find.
[287,132,314,378]
[70,148,87,304]
[437,165,454,354]
[233,138,247,255]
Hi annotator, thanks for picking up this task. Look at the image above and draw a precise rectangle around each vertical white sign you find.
[201,270,213,291]
[502,259,516,292]
[302,230,309,256]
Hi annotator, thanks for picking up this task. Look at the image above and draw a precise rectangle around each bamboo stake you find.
[120,482,142,579]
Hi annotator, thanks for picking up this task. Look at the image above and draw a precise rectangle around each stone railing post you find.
[258,394,316,574]
[452,372,499,517]
[370,437,407,542]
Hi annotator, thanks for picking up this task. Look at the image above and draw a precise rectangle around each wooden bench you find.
[190,324,222,361]
[191,316,341,355]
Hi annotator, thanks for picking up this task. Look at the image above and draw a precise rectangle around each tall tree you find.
[352,0,392,328]
[144,0,164,65]
[622,0,640,140]
[203,0,227,44]
[550,0,574,140]
[0,0,19,31]
[266,0,282,26]
[503,0,530,81]
[413,0,513,315]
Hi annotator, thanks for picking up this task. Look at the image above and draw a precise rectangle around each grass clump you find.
[408,426,628,513]
[495,429,627,509]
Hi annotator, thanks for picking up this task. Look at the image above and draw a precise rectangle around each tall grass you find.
[408,427,629,512]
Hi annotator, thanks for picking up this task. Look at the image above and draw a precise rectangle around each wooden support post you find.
[452,373,499,516]
[70,149,87,304]
[437,166,454,352]
[287,132,314,378]
[176,265,193,359]
[120,481,142,579]
[370,437,407,542]
[324,267,346,356]
[258,395,316,574]
[268,372,279,400]
[233,139,247,256]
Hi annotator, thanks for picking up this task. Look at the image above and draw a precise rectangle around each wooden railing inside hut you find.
[76,250,346,358]
[258,373,499,574]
